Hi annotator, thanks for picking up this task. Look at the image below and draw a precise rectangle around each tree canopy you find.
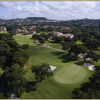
[31,63,53,81]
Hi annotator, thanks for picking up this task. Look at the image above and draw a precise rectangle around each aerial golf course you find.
[13,34,93,99]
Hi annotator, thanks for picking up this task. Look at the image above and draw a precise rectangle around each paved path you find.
[17,42,66,52]
[18,42,89,60]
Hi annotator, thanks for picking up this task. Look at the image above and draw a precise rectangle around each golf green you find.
[54,64,87,84]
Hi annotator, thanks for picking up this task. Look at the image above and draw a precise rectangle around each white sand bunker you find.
[83,63,96,71]
[50,65,57,71]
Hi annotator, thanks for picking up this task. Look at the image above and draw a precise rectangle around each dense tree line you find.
[36,26,54,33]
[72,70,100,99]
[0,33,29,98]
[52,36,72,43]
[32,33,50,43]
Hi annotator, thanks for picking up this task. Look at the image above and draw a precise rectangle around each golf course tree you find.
[21,44,29,50]
[0,33,30,68]
[32,34,46,43]
[8,31,16,36]
[39,37,45,43]
[87,50,100,62]
[69,44,88,62]
[82,37,100,49]
[69,44,87,55]
[0,64,27,97]
[0,33,13,40]
[52,36,64,43]
[32,34,40,39]
[63,37,72,42]
[31,63,53,82]
[72,70,100,99]
[74,33,91,41]
[61,42,73,52]
[40,33,50,41]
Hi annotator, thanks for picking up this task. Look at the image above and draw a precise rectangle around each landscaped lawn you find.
[19,45,93,99]
[75,40,83,45]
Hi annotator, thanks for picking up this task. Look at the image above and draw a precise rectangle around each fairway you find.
[54,64,87,84]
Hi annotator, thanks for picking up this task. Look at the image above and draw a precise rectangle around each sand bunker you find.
[83,63,96,71]
[50,65,57,71]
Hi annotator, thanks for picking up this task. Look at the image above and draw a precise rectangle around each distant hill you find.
[26,17,47,21]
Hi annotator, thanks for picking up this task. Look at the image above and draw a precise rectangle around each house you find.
[30,31,36,34]
[63,27,71,30]
[62,33,74,39]
[24,31,30,34]
[49,31,63,37]
[0,27,7,31]
[34,39,39,43]
[22,27,26,29]
[27,27,34,30]
[16,29,21,32]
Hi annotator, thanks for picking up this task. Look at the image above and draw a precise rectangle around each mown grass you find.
[54,64,87,84]
[13,34,62,50]
[19,45,93,99]
[45,41,62,50]
[13,34,96,99]
[13,34,37,44]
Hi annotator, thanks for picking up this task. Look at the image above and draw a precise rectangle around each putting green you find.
[54,64,87,84]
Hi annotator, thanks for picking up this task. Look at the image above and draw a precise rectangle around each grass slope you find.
[19,45,93,99]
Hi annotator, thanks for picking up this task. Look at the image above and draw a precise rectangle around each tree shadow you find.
[52,51,78,63]
[95,66,100,71]
[52,51,64,56]
[25,81,38,93]
[74,61,84,66]
[29,38,33,39]
[75,60,93,66]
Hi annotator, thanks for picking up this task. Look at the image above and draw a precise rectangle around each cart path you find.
[17,42,66,52]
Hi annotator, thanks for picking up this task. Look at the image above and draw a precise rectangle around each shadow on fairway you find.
[29,38,33,39]
[52,51,78,63]
[75,60,93,66]
[75,61,84,66]
[25,81,38,93]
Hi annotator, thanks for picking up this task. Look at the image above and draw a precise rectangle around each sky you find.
[0,1,100,20]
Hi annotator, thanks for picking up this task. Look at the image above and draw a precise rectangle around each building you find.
[34,39,39,43]
[0,27,7,31]
[62,33,74,39]
[49,31,63,37]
